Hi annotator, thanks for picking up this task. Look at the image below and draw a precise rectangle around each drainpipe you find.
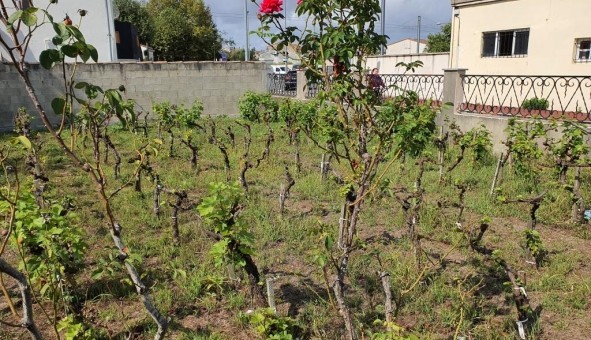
[454,8,460,68]
[105,0,115,61]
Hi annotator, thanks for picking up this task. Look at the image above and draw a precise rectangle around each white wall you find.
[0,1,116,62]
[366,53,449,74]
[450,0,591,75]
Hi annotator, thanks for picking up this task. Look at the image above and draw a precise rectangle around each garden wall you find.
[0,61,268,130]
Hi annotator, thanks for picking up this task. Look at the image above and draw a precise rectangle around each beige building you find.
[386,38,428,55]
[450,0,591,75]
[367,53,449,74]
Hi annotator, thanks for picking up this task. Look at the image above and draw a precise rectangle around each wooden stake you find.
[279,183,286,214]
[490,153,504,196]
[266,277,276,312]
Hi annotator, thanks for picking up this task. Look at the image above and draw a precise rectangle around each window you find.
[482,29,529,57]
[575,38,591,62]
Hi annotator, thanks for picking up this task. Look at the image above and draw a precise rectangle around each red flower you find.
[297,0,303,5]
[260,0,283,14]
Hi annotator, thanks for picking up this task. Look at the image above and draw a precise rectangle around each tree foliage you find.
[426,22,451,53]
[227,48,258,61]
[147,0,222,61]
[114,0,154,45]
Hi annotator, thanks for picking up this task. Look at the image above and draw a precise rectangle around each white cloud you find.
[204,0,452,51]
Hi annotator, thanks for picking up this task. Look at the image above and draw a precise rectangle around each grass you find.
[0,117,590,339]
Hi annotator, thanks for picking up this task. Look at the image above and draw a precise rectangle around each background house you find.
[257,44,301,70]
[450,0,591,75]
[386,38,428,55]
[366,53,449,74]
[0,0,119,62]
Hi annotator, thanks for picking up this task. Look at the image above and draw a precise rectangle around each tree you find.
[426,22,451,53]
[151,7,195,61]
[115,0,155,45]
[256,1,436,338]
[221,38,257,61]
[227,48,258,61]
[147,0,222,61]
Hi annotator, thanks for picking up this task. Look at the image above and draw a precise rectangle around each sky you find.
[203,0,453,51]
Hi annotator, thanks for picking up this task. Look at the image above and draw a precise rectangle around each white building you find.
[450,0,591,75]
[0,0,118,62]
[386,38,428,55]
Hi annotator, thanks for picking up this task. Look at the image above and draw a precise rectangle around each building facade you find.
[450,0,591,75]
[1,0,118,63]
[386,38,428,55]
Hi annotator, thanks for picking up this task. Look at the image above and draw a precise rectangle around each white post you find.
[380,0,386,55]
[245,0,250,61]
[417,16,421,54]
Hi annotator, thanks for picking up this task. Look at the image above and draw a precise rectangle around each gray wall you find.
[0,61,268,129]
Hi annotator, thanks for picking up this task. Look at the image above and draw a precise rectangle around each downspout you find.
[105,0,115,61]
[454,8,460,68]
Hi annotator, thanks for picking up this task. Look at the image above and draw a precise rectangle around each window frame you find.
[481,28,530,58]
[574,38,591,63]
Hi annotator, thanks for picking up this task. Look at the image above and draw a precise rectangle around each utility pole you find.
[417,15,421,54]
[284,4,288,71]
[245,0,250,61]
[380,0,385,55]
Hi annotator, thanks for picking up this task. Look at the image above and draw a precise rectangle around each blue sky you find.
[204,0,453,50]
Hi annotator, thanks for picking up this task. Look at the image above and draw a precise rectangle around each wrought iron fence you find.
[269,73,444,106]
[306,81,318,98]
[460,75,591,121]
[267,73,296,97]
[380,74,444,107]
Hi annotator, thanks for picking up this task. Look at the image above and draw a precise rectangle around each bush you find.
[521,97,549,110]
[239,308,300,339]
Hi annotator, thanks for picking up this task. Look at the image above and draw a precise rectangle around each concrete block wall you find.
[0,61,268,130]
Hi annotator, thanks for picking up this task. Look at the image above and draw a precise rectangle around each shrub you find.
[240,308,300,339]
[521,97,549,110]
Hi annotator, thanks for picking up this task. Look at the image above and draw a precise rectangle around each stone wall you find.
[0,61,268,130]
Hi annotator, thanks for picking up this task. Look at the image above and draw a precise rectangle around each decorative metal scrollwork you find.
[461,75,591,121]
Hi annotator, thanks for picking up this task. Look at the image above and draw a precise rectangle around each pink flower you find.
[297,0,303,5]
[260,0,283,14]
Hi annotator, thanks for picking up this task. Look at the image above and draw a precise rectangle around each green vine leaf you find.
[7,10,24,27]
[65,25,85,42]
[51,97,66,116]
[39,49,62,69]
[87,44,98,62]
[60,45,78,58]
[52,22,70,39]
[15,135,32,149]
[21,8,39,27]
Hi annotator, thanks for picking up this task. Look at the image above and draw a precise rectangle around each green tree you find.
[255,1,437,338]
[148,0,222,61]
[227,48,258,61]
[426,22,451,52]
[114,0,154,45]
